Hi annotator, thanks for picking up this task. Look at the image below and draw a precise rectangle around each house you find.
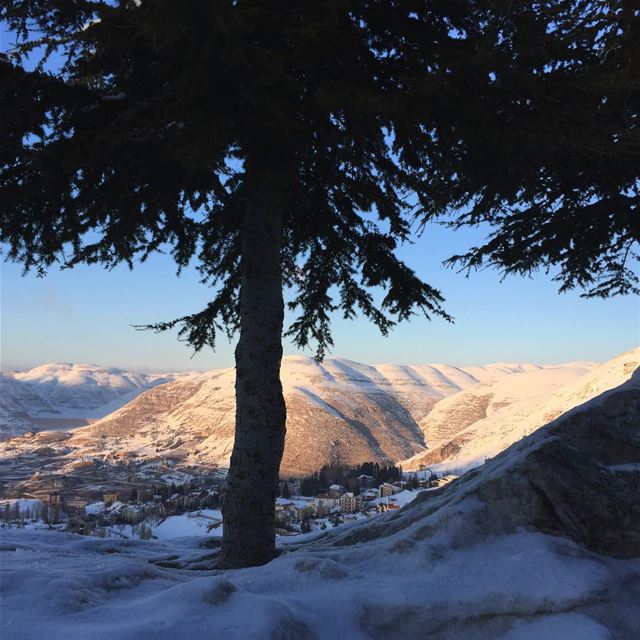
[313,493,340,511]
[103,492,119,506]
[361,489,379,502]
[275,502,293,525]
[65,497,88,511]
[378,483,402,498]
[339,492,363,514]
[47,492,63,505]
[431,475,458,487]
[328,484,345,498]
[275,497,315,522]
[357,474,374,488]
[293,505,312,520]
[377,501,400,513]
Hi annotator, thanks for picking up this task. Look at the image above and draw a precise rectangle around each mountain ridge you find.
[403,347,639,473]
[3,353,629,477]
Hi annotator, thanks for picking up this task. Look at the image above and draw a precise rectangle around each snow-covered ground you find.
[153,509,223,540]
[1,514,636,639]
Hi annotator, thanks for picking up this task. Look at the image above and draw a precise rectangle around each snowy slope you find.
[0,364,191,437]
[415,363,596,452]
[1,375,638,640]
[30,356,591,476]
[153,509,223,540]
[1,355,604,475]
[404,347,639,473]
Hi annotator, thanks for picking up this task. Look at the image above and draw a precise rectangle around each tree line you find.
[291,462,403,498]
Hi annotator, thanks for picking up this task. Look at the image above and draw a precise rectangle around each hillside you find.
[404,347,639,473]
[2,371,638,639]
[1,355,612,476]
[43,356,593,476]
[0,364,189,437]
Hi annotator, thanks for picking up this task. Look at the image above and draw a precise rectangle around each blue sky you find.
[2,220,638,371]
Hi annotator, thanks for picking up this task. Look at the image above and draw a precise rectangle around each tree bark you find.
[220,166,287,568]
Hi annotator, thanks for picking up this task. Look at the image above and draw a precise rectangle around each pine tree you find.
[2,1,637,567]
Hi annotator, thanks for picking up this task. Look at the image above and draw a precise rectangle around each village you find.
[273,470,450,534]
[0,462,453,540]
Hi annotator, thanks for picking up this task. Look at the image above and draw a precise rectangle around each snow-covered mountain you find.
[2,355,607,476]
[71,356,598,476]
[67,356,515,476]
[403,347,639,473]
[0,363,185,436]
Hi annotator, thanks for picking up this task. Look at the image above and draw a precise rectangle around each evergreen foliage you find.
[3,2,635,351]
[298,462,401,495]
[2,0,637,566]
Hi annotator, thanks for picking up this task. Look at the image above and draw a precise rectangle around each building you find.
[65,497,88,510]
[314,493,340,512]
[328,484,345,498]
[431,475,458,487]
[378,483,402,498]
[294,505,313,521]
[361,489,379,502]
[339,492,363,514]
[356,474,374,488]
[47,492,63,504]
[103,492,119,506]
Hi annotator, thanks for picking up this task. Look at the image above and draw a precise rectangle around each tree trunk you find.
[220,167,287,568]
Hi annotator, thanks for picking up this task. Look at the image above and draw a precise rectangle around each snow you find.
[153,510,223,540]
[276,496,314,509]
[1,526,636,640]
[280,356,554,400]
[500,614,612,640]
[2,355,610,480]
[371,488,424,507]
[84,501,104,516]
[0,364,193,436]
[608,463,640,473]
